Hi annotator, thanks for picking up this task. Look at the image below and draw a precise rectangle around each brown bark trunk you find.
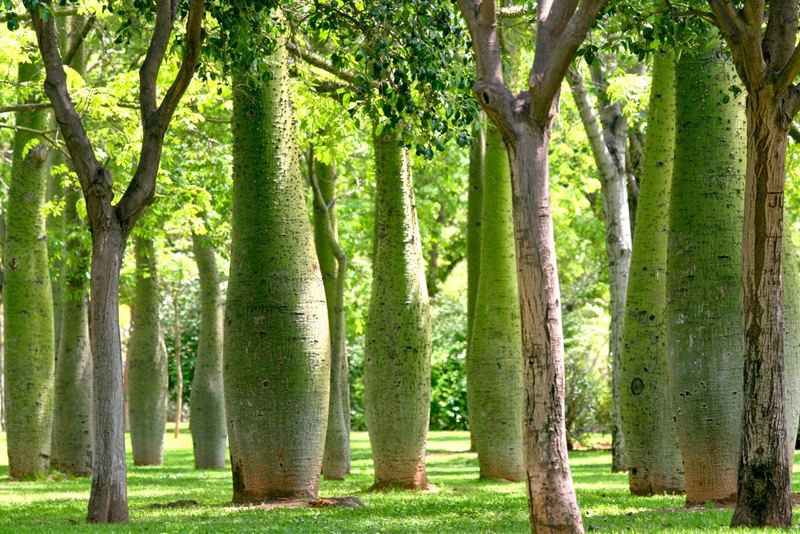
[508,124,584,533]
[86,223,128,523]
[731,88,793,528]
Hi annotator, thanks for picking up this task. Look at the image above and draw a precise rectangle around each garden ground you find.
[1,429,799,533]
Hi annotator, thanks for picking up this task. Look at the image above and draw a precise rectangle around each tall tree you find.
[127,235,167,466]
[364,130,432,490]
[3,61,55,480]
[620,50,684,496]
[466,124,523,481]
[458,0,605,530]
[567,61,633,473]
[25,0,205,521]
[666,38,746,504]
[51,14,92,478]
[224,40,330,503]
[189,231,226,469]
[310,152,350,481]
[704,0,800,525]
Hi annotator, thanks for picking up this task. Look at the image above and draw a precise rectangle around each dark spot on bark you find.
[631,467,638,476]
[232,461,245,494]
[259,331,267,338]
[630,378,645,396]
[481,92,490,105]
[718,255,731,260]
[9,258,19,270]
[649,314,656,321]
[261,379,270,389]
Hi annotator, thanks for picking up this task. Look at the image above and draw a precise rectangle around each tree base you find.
[368,478,433,492]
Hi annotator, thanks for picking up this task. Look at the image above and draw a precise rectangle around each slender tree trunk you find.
[667,42,746,504]
[0,210,5,432]
[731,87,793,527]
[466,120,484,453]
[3,61,55,479]
[173,291,183,439]
[364,130,432,490]
[123,307,132,434]
[51,184,93,476]
[312,154,350,481]
[86,223,128,523]
[128,235,167,466]
[505,121,584,533]
[224,42,330,503]
[567,65,632,473]
[466,125,523,481]
[620,51,684,496]
[190,231,226,469]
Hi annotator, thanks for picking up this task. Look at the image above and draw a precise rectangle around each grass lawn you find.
[1,429,800,532]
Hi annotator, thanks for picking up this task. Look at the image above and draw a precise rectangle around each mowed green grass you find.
[2,429,800,533]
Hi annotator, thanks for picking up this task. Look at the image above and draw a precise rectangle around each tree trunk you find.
[189,232,226,469]
[364,130,432,490]
[51,184,93,476]
[567,65,632,473]
[620,51,684,496]
[173,291,183,439]
[312,155,350,481]
[123,308,132,434]
[1,206,6,432]
[86,223,128,523]
[730,87,793,527]
[3,61,56,479]
[466,120,484,453]
[505,122,584,533]
[466,125,523,481]
[128,235,167,466]
[224,42,330,503]
[667,42,746,504]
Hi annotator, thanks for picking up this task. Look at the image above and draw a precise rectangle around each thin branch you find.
[0,123,70,158]
[286,41,360,87]
[775,44,800,92]
[0,102,52,114]
[0,5,78,23]
[63,14,96,67]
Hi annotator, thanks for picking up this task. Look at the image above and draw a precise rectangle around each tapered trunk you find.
[224,42,330,503]
[312,157,350,481]
[51,185,93,476]
[731,88,793,527]
[3,62,55,479]
[190,232,226,469]
[466,120,484,453]
[567,66,632,473]
[128,235,167,466]
[466,125,523,481]
[173,294,183,438]
[667,43,746,504]
[506,122,583,533]
[364,130,432,490]
[86,223,128,523]
[620,51,684,496]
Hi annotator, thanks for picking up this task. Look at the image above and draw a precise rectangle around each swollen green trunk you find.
[466,126,523,481]
[667,41,745,503]
[312,157,350,480]
[224,43,330,503]
[51,185,92,476]
[364,130,432,490]
[3,62,55,479]
[128,235,167,466]
[621,51,684,496]
[189,232,226,469]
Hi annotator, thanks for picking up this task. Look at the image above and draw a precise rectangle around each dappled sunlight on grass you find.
[2,429,800,531]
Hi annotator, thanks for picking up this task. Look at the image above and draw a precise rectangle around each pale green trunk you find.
[621,51,684,495]
[364,130,432,490]
[189,232,226,469]
[128,235,167,466]
[466,120,484,452]
[3,62,55,479]
[51,185,92,476]
[466,125,523,481]
[313,157,350,480]
[224,42,330,503]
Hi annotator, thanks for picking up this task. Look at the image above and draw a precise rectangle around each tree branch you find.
[0,102,52,114]
[63,14,96,67]
[285,41,360,87]
[0,5,78,24]
[117,0,205,229]
[775,44,800,92]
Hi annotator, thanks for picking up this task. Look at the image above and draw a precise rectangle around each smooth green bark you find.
[224,43,330,503]
[128,236,167,466]
[312,156,351,481]
[3,62,56,479]
[621,51,684,496]
[51,185,92,476]
[466,125,523,481]
[189,232,226,469]
[364,130,432,490]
